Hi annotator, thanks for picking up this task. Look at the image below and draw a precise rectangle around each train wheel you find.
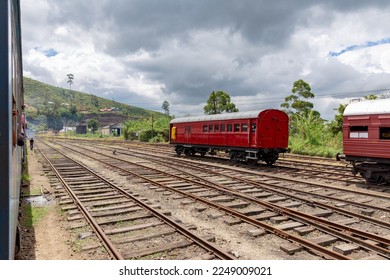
[200,152,206,157]
[184,149,191,157]
[266,160,275,166]
[230,152,238,164]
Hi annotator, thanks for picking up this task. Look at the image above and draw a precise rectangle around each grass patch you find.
[20,205,48,228]
[21,188,42,197]
[288,132,343,158]
[22,159,30,185]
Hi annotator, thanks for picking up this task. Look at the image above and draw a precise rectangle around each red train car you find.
[337,98,390,184]
[169,109,289,165]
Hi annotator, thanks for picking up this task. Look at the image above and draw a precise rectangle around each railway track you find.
[41,138,390,260]
[63,138,373,187]
[36,141,235,260]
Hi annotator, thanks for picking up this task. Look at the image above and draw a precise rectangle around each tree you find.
[329,94,377,136]
[46,110,63,131]
[363,94,377,100]
[291,110,325,145]
[281,79,315,115]
[88,119,99,134]
[91,95,99,108]
[203,90,238,115]
[162,100,170,116]
[67,73,74,90]
[329,103,347,136]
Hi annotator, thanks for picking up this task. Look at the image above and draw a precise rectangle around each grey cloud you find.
[46,0,390,54]
[21,0,390,119]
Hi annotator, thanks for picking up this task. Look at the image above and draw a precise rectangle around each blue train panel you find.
[0,0,25,260]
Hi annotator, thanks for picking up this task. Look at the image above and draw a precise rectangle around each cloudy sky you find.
[21,0,390,120]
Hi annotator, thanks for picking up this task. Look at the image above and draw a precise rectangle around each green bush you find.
[149,134,165,143]
[139,130,154,142]
[288,132,342,158]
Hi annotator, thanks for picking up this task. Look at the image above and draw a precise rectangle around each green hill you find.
[23,77,165,131]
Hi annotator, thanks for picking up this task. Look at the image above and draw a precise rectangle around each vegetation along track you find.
[35,140,235,260]
[41,138,390,260]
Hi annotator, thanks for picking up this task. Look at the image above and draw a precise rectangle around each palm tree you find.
[67,73,74,90]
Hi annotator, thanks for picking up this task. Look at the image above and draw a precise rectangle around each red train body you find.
[169,109,289,165]
[337,98,390,184]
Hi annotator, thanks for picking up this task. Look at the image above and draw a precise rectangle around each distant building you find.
[46,129,58,136]
[59,126,76,134]
[101,122,123,136]
[99,107,112,112]
[98,107,120,112]
[76,123,87,134]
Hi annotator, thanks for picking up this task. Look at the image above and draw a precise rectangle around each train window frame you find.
[234,123,240,132]
[380,127,390,140]
[227,124,233,132]
[242,123,248,132]
[349,126,368,139]
[215,124,220,132]
[203,125,208,132]
[209,124,214,132]
[221,124,226,132]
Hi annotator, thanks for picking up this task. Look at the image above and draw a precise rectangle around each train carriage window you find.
[227,124,233,132]
[349,126,368,138]
[234,124,240,132]
[241,123,248,132]
[215,124,220,132]
[209,124,214,132]
[203,125,208,132]
[251,124,256,132]
[380,127,390,140]
[185,126,191,133]
[221,124,226,132]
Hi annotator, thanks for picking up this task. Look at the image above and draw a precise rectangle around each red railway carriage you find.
[169,109,289,165]
[338,98,390,184]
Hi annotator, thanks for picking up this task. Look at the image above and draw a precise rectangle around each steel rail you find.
[36,144,124,260]
[80,142,390,226]
[76,139,390,200]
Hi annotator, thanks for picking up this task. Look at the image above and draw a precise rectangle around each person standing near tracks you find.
[29,137,34,151]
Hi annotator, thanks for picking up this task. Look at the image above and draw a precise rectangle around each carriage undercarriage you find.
[174,145,284,166]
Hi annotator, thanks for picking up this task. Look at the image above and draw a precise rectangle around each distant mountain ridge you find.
[23,77,164,130]
[23,77,162,117]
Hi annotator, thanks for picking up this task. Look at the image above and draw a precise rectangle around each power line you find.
[113,87,390,107]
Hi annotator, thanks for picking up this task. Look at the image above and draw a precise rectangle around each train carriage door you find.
[269,111,288,148]
[250,120,257,147]
[259,110,284,148]
[270,114,281,148]
[185,125,191,142]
